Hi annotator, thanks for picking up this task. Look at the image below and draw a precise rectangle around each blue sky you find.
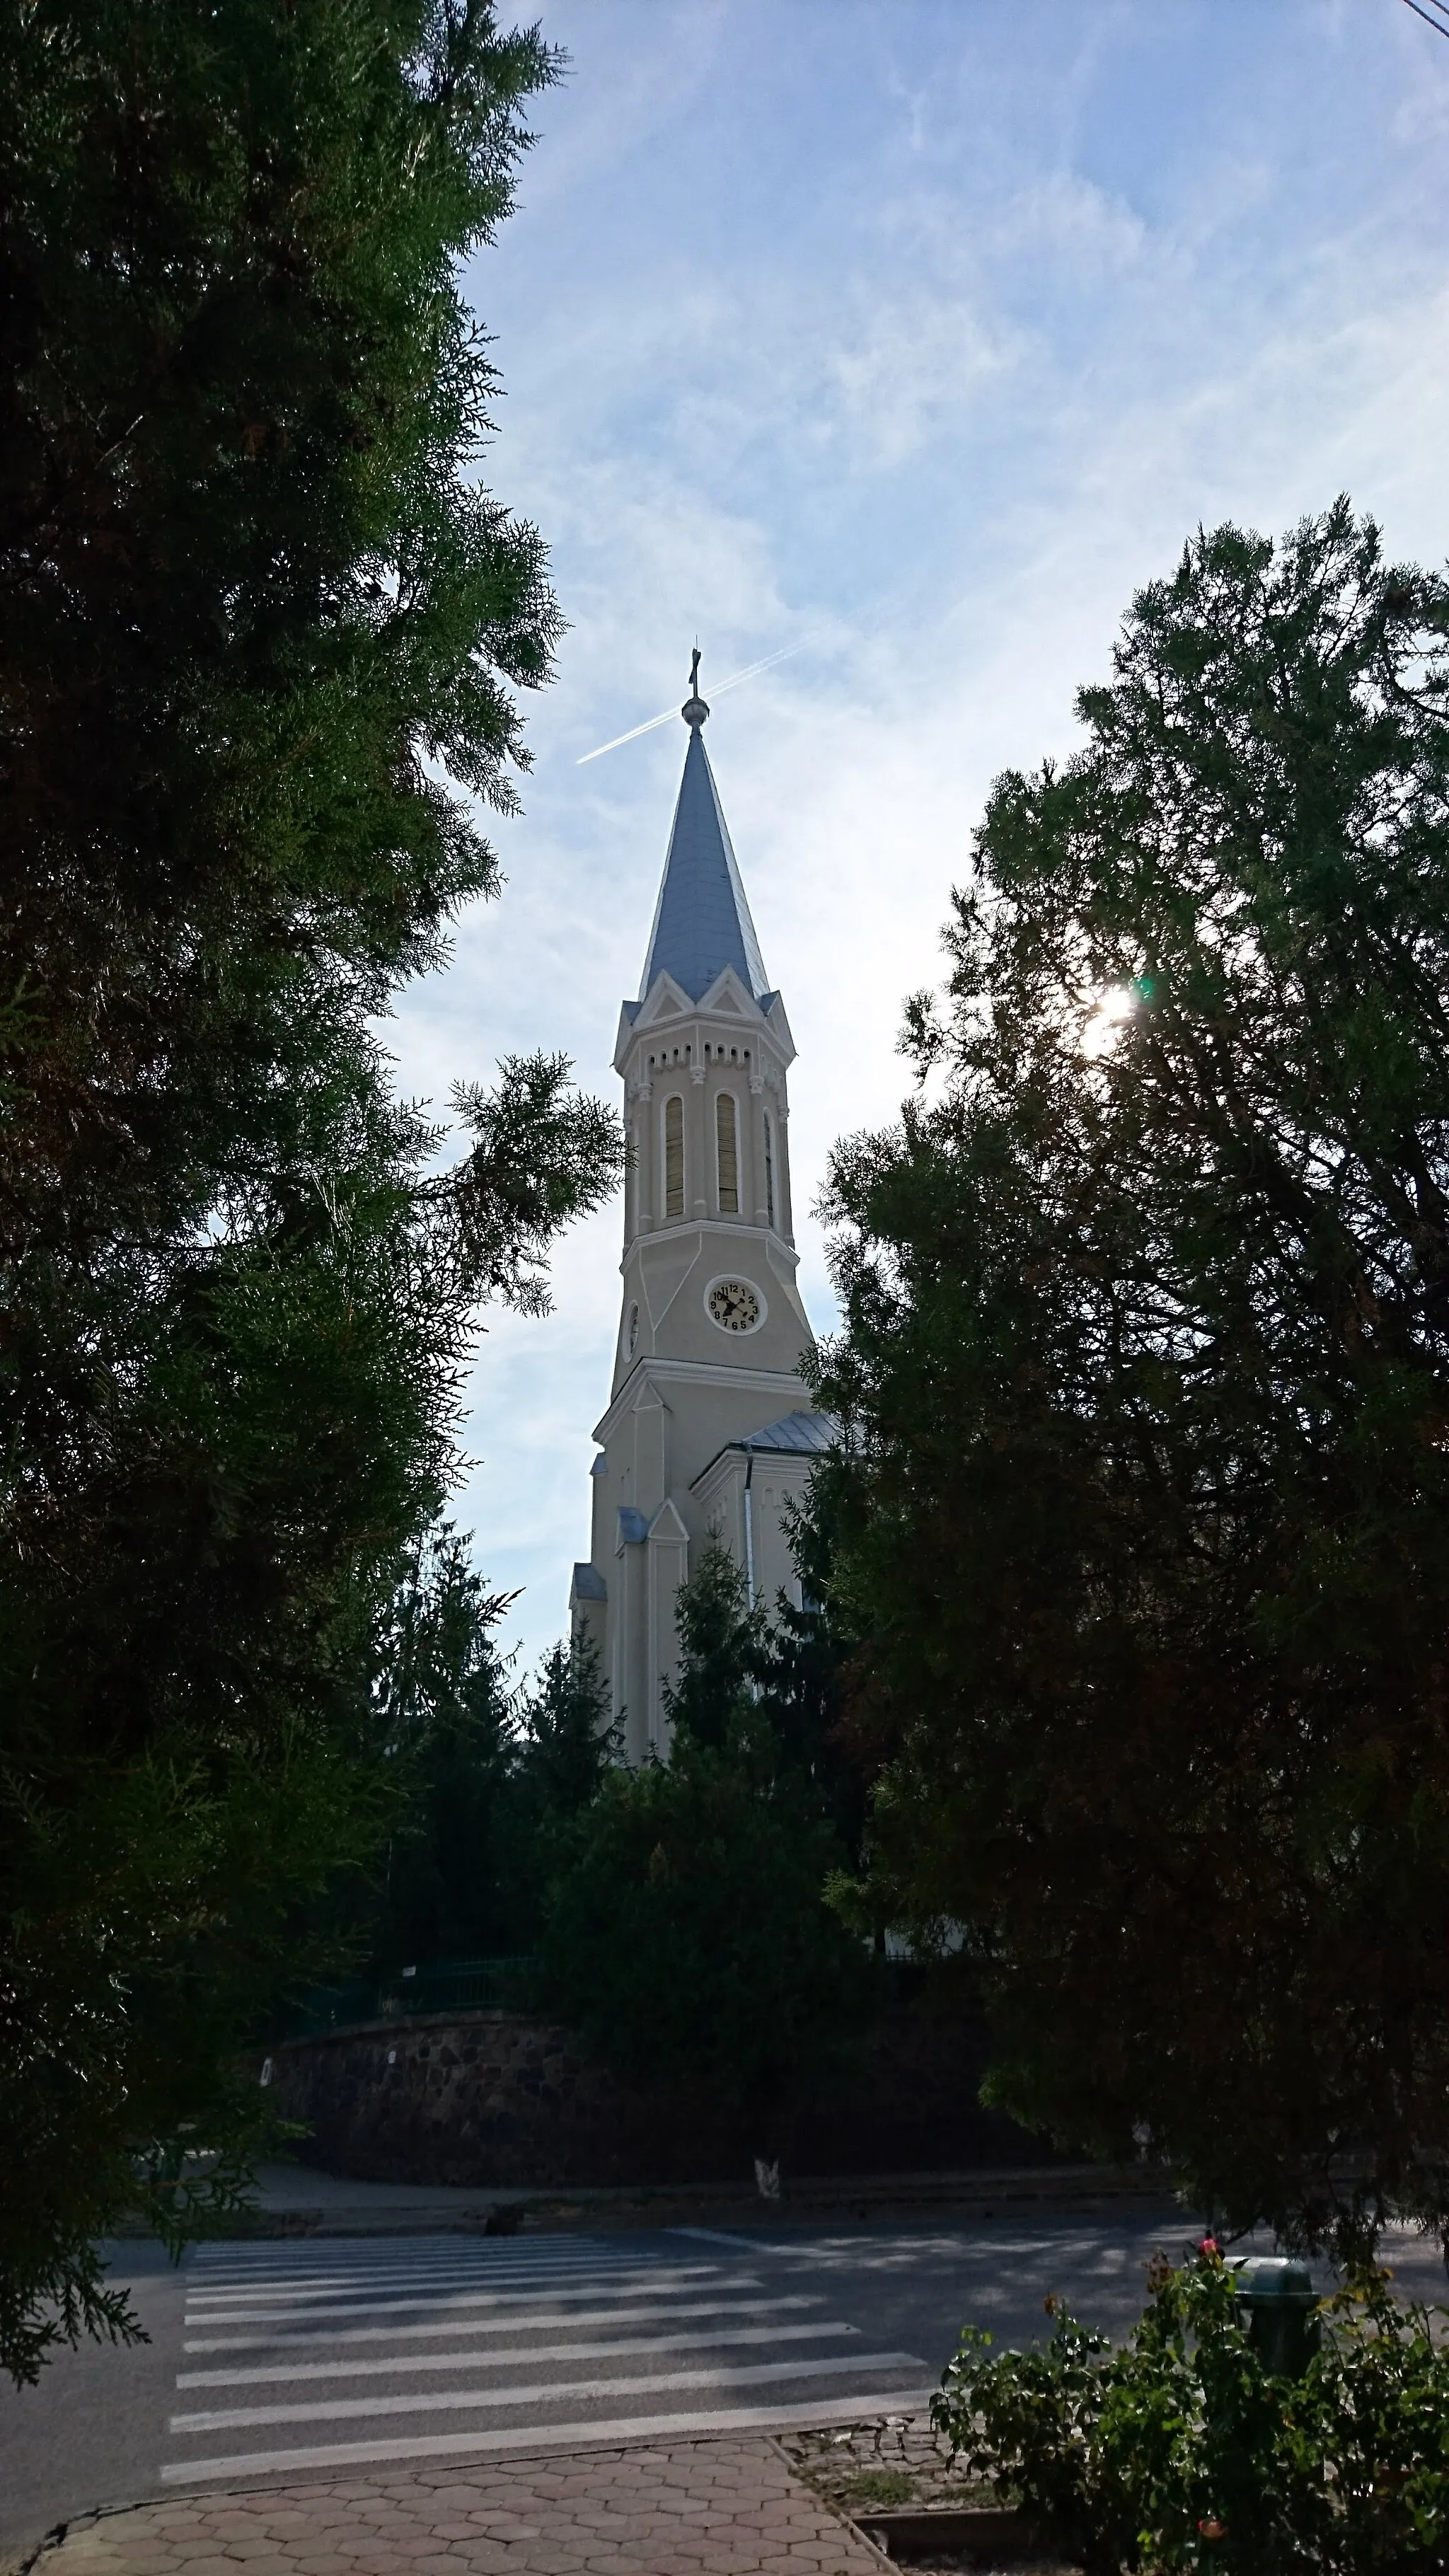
[388,0,1449,1681]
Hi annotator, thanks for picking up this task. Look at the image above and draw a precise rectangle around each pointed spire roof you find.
[638,675,770,1005]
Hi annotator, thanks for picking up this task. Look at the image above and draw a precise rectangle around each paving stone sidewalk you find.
[18,2438,885,2576]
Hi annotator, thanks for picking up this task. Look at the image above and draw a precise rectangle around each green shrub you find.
[931,2243,1449,2574]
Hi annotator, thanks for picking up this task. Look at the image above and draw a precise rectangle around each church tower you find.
[570,661,832,1760]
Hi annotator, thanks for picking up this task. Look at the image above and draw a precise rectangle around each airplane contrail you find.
[576,637,814,765]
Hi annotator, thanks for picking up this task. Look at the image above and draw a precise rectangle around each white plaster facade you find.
[569,680,831,1762]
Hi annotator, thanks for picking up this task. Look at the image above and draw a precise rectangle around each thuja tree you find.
[0,1,620,2381]
[809,502,1449,2260]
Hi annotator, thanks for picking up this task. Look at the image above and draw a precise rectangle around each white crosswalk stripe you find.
[181,2291,826,2355]
[162,2231,931,2484]
[177,2318,864,2386]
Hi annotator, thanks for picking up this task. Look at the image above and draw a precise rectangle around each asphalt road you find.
[4,2211,1444,2568]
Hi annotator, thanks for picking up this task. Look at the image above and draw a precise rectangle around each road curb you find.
[109,2162,1185,2242]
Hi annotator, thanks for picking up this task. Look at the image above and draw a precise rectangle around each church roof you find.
[737,1409,838,1455]
[691,1409,838,1496]
[639,724,771,1005]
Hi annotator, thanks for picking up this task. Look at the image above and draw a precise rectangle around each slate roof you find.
[571,1561,606,1600]
[639,726,771,1004]
[737,1409,838,1455]
[691,1409,838,1496]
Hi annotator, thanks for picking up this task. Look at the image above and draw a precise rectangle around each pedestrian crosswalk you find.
[163,2231,932,2485]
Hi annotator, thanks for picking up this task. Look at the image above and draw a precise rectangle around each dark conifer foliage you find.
[809,504,1449,2258]
[362,1557,616,1968]
[512,1634,618,1842]
[365,1530,520,1966]
[538,1548,876,2120]
[0,1,620,2381]
[659,1543,758,1752]
[663,1537,869,1856]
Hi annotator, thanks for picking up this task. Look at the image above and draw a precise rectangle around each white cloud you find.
[386,0,1449,1675]
[825,291,1018,469]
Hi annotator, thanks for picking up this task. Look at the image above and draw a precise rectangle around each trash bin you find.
[1229,2256,1320,2377]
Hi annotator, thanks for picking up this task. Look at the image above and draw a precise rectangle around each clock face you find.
[707,1278,763,1334]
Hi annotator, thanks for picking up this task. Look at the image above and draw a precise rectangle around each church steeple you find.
[616,669,795,1261]
[573,665,817,1763]
[637,659,771,1006]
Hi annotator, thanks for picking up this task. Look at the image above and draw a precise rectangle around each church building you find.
[570,662,833,1763]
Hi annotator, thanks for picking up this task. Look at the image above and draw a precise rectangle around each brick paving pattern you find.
[24,2437,885,2575]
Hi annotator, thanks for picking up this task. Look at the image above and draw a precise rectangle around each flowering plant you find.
[930,2244,1449,2573]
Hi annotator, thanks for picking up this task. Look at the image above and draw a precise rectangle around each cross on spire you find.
[681,645,709,731]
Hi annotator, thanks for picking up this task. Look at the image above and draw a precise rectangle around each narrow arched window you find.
[716,1092,739,1214]
[764,1115,775,1229]
[664,1095,684,1219]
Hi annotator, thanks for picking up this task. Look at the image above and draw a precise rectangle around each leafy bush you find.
[931,2243,1449,2575]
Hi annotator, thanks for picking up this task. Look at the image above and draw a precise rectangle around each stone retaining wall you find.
[267,2005,1043,2189]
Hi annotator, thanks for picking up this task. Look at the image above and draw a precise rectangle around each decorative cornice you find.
[616,968,795,1075]
[691,1440,823,1506]
[594,1353,809,1448]
[618,1217,800,1269]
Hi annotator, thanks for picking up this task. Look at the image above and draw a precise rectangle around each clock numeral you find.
[708,1278,761,1332]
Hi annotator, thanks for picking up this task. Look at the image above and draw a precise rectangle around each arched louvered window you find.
[716,1092,739,1214]
[764,1114,776,1230]
[664,1095,684,1219]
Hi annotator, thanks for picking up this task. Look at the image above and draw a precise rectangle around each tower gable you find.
[615,962,783,1075]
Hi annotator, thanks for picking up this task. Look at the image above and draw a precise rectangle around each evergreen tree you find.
[538,1549,876,2122]
[810,502,1449,2260]
[318,1613,616,1978]
[659,1543,760,1752]
[365,1529,519,1966]
[513,1638,616,1819]
[754,1523,872,1867]
[0,0,620,2381]
[663,1539,870,1858]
